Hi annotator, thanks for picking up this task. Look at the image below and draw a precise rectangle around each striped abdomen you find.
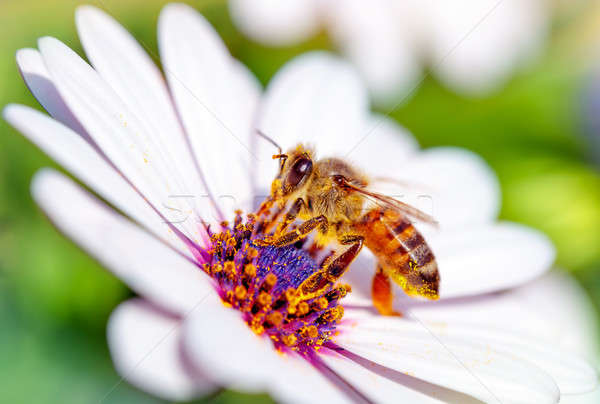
[352,208,440,299]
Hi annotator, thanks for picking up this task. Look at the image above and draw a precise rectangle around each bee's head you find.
[272,144,315,197]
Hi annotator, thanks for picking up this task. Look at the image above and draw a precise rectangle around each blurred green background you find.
[1,0,600,402]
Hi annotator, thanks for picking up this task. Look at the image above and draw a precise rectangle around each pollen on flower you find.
[234,285,247,300]
[203,211,351,354]
[244,264,256,277]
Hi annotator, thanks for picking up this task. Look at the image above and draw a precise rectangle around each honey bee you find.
[255,139,440,316]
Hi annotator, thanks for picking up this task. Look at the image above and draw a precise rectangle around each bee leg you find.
[274,198,306,236]
[296,235,363,300]
[254,215,328,247]
[372,266,402,317]
[256,198,305,238]
[254,199,285,237]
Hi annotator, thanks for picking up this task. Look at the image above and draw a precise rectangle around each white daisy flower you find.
[4,4,597,403]
[229,0,549,101]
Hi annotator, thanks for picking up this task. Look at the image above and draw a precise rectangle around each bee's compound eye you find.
[286,157,313,188]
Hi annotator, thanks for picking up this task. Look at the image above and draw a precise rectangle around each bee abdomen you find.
[355,208,440,299]
[394,225,435,270]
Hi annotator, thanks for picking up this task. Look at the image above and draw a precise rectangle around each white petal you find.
[158,3,260,218]
[256,52,368,193]
[228,0,321,46]
[342,309,598,395]
[426,0,548,95]
[182,300,350,404]
[31,169,214,314]
[326,0,422,105]
[348,113,420,179]
[259,52,368,152]
[430,222,555,298]
[390,147,501,229]
[334,313,560,404]
[108,299,215,401]
[513,271,600,359]
[3,104,190,255]
[319,351,482,403]
[75,5,213,226]
[389,271,599,360]
[559,389,600,404]
[37,36,208,249]
[16,48,88,138]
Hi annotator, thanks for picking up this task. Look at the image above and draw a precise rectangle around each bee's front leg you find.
[275,197,306,235]
[254,214,328,248]
[372,266,402,317]
[258,197,306,237]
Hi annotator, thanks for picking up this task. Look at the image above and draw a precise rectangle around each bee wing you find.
[349,184,439,227]
[370,176,435,193]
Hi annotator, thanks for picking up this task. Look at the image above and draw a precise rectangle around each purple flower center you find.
[202,212,350,354]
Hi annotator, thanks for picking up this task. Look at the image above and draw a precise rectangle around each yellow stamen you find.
[305,325,318,339]
[258,292,272,306]
[234,285,247,300]
[244,264,257,277]
[224,261,236,275]
[265,273,277,287]
[282,334,297,346]
[247,248,259,259]
[298,301,309,315]
[267,311,283,326]
[317,297,329,310]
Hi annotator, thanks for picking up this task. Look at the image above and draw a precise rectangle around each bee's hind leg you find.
[372,266,402,316]
[296,235,364,300]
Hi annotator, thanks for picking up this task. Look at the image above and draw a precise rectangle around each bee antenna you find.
[256,129,282,154]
